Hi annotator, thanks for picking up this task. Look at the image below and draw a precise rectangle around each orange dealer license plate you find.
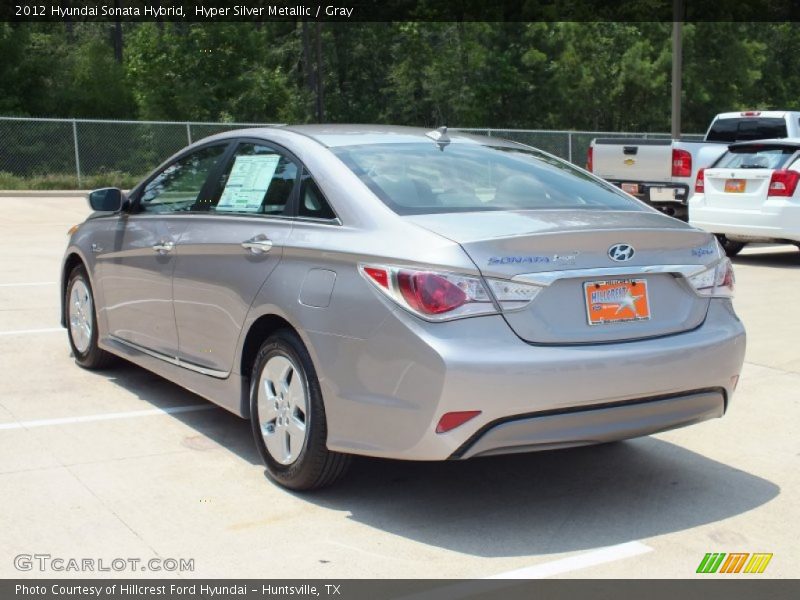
[584,279,651,325]
[724,179,746,193]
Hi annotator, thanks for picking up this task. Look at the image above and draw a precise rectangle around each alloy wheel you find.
[257,355,309,465]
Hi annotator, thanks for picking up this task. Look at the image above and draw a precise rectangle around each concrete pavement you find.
[0,196,796,579]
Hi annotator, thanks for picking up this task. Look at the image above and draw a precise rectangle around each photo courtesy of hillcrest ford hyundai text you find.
[62,125,746,490]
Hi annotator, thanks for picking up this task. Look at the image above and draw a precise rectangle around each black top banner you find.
[3,0,800,22]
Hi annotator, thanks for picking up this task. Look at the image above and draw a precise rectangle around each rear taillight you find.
[397,271,468,315]
[767,170,800,197]
[695,168,705,193]
[687,257,735,298]
[586,147,593,172]
[740,111,761,117]
[360,264,542,321]
[672,148,692,178]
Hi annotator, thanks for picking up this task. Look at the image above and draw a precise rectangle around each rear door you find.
[97,143,229,356]
[702,144,799,212]
[171,139,298,375]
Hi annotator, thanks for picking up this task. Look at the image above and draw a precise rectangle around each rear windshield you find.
[706,118,788,142]
[332,142,644,215]
[715,145,798,170]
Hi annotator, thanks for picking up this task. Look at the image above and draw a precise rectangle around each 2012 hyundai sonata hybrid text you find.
[61,125,746,490]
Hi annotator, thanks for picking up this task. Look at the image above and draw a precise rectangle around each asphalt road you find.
[0,196,797,579]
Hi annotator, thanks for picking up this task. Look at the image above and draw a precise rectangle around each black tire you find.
[716,235,745,257]
[65,265,115,369]
[249,329,351,490]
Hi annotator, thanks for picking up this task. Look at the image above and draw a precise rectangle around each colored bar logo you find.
[696,552,772,574]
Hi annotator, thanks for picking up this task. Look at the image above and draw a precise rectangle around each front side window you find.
[332,142,644,215]
[209,143,298,215]
[139,144,227,213]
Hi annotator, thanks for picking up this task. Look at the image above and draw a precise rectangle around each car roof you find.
[715,111,799,120]
[208,124,526,150]
[283,124,491,147]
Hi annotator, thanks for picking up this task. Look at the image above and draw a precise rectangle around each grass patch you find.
[0,171,144,190]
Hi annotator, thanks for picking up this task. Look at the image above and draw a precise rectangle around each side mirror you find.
[88,188,126,212]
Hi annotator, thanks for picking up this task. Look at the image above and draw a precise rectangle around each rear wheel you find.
[249,329,351,490]
[66,265,115,369]
[716,235,745,257]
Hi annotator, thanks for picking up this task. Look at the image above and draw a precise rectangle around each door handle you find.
[241,235,273,254]
[152,240,175,254]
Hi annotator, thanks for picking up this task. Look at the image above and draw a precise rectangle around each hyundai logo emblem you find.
[608,243,635,262]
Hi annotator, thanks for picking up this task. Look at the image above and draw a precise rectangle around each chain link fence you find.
[0,116,703,190]
[0,117,282,189]
[458,128,705,165]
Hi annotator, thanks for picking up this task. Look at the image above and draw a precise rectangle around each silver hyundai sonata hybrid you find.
[61,125,746,489]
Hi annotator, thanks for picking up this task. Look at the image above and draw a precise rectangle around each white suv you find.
[689,139,800,256]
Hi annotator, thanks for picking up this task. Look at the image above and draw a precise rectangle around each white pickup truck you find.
[588,111,800,220]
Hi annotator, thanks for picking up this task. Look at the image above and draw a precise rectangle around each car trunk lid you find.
[406,209,718,344]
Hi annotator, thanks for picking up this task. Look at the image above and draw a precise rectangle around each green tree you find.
[126,23,303,122]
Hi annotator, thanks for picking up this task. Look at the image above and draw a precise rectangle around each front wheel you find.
[716,235,745,257]
[249,329,351,490]
[66,265,115,369]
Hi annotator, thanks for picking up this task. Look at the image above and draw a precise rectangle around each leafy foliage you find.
[1,22,797,132]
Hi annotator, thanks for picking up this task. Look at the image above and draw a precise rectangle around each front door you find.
[98,143,229,357]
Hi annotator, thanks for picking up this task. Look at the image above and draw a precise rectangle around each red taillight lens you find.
[359,264,502,321]
[397,271,467,315]
[768,170,800,197]
[436,410,481,434]
[695,168,705,193]
[586,147,593,172]
[672,148,692,178]
[363,266,389,288]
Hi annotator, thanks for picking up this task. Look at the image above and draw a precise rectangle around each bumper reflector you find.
[436,410,482,434]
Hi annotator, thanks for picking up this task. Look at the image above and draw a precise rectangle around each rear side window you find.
[715,145,798,170]
[298,172,336,220]
[332,142,643,216]
[209,143,298,215]
[706,118,788,142]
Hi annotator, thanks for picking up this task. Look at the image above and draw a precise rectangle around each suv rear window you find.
[715,145,798,170]
[706,118,788,142]
[332,142,644,216]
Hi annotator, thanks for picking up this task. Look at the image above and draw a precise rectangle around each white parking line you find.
[0,282,56,287]
[0,404,218,430]
[485,541,653,579]
[0,327,64,336]
[394,542,653,600]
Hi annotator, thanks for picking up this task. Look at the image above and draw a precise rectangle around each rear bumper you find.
[315,299,745,461]
[607,179,691,204]
[690,195,800,243]
[452,389,725,459]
